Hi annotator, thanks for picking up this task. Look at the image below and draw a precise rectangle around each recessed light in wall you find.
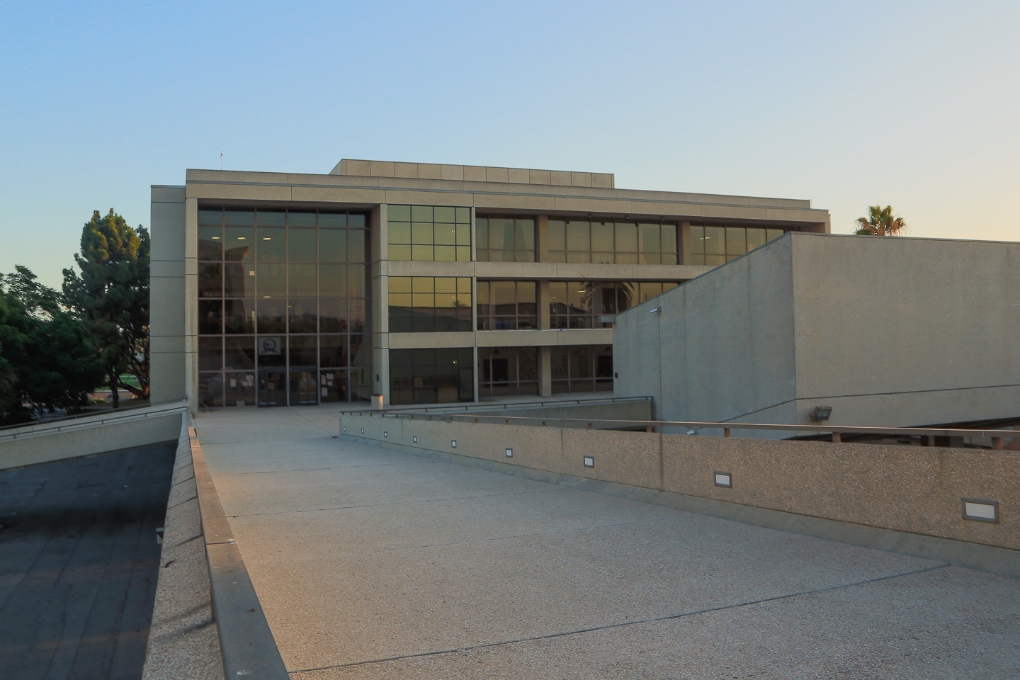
[506,448,513,458]
[451,440,457,448]
[384,431,388,438]
[962,498,998,523]
[583,455,595,468]
[810,406,833,422]
[361,428,365,434]
[342,425,346,432]
[714,471,732,488]
[413,435,418,443]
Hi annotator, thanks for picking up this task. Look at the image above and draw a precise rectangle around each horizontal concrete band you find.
[339,414,1020,571]
[0,405,188,471]
[189,428,289,679]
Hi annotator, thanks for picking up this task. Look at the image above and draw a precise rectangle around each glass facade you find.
[688,225,785,265]
[549,281,679,329]
[388,277,472,332]
[479,347,538,397]
[387,205,471,261]
[475,217,536,262]
[197,207,371,407]
[390,348,474,405]
[475,281,537,330]
[548,220,678,264]
[551,345,613,393]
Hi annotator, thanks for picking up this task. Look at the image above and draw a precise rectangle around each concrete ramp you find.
[0,401,188,471]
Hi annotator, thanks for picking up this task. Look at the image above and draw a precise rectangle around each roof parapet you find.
[331,159,614,189]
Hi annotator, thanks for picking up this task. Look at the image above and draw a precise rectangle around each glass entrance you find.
[258,369,286,406]
[289,368,320,405]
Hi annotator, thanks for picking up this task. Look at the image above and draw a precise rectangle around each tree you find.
[0,266,104,423]
[855,205,907,236]
[63,209,150,408]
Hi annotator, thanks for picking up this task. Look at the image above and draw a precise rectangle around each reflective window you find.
[390,348,474,405]
[688,225,784,265]
[479,347,538,397]
[549,281,678,328]
[388,277,472,333]
[547,220,678,265]
[476,281,537,330]
[388,204,471,261]
[476,217,535,262]
[550,345,613,393]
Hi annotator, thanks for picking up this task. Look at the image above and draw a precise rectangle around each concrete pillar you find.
[472,346,479,402]
[184,197,199,416]
[371,204,390,405]
[539,346,552,397]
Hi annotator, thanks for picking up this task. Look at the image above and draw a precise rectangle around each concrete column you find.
[184,197,199,416]
[538,280,551,330]
[472,346,479,402]
[371,204,390,405]
[539,346,552,397]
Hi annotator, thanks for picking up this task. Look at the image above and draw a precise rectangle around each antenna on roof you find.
[220,151,224,170]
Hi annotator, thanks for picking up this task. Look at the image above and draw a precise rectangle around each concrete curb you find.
[343,434,1020,579]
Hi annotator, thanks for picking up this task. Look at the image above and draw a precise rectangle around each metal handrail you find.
[340,411,1019,440]
[0,400,189,441]
[0,399,155,432]
[338,395,651,416]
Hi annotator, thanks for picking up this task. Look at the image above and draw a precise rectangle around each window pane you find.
[257,210,286,227]
[225,372,256,406]
[256,263,285,297]
[319,229,346,262]
[348,214,366,230]
[457,246,471,261]
[704,227,725,255]
[288,229,316,262]
[388,222,411,245]
[388,205,411,222]
[547,220,566,251]
[591,222,613,252]
[640,282,663,303]
[434,206,455,223]
[224,336,255,370]
[517,281,536,303]
[199,373,224,407]
[456,223,471,247]
[475,219,488,250]
[198,263,221,298]
[690,226,705,255]
[767,228,784,242]
[639,224,660,253]
[726,227,746,257]
[616,223,637,252]
[198,209,222,226]
[389,244,411,260]
[434,223,456,245]
[516,220,535,251]
[199,226,222,261]
[225,210,254,226]
[224,299,254,334]
[224,227,254,262]
[348,229,366,262]
[288,211,316,228]
[319,264,347,297]
[257,228,286,262]
[256,299,286,333]
[319,298,347,333]
[199,337,222,371]
[288,335,318,366]
[288,263,317,296]
[199,299,222,335]
[434,245,456,261]
[319,212,347,229]
[289,298,317,333]
[411,205,433,222]
[411,245,433,260]
[662,225,678,254]
[456,207,470,223]
[224,263,254,297]
[348,264,366,298]
[746,228,767,251]
[320,335,348,368]
[256,335,285,367]
[566,221,590,251]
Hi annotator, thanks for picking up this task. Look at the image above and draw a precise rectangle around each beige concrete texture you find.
[150,186,187,405]
[333,158,616,189]
[193,406,1019,678]
[615,232,1020,430]
[0,404,186,471]
[342,413,1020,553]
[143,418,223,680]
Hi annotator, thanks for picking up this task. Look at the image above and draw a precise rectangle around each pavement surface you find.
[0,442,176,680]
[196,405,1020,679]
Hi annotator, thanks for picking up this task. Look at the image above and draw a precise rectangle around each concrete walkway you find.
[196,406,1020,679]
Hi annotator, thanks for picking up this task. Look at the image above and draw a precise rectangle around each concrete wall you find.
[615,233,1020,430]
[339,413,1020,556]
[150,186,188,405]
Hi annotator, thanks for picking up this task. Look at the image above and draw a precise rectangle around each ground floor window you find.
[390,348,474,405]
[551,345,613,393]
[479,347,539,397]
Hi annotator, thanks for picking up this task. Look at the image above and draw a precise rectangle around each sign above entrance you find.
[259,337,282,356]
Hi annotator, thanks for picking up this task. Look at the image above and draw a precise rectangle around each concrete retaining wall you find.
[341,413,1020,554]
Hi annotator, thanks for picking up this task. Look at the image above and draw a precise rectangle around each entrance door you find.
[289,368,320,405]
[258,370,286,406]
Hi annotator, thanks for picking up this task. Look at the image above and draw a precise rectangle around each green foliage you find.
[0,267,104,424]
[63,209,150,408]
[855,205,907,236]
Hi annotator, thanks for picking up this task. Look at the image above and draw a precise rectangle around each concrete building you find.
[151,160,830,412]
[613,232,1020,432]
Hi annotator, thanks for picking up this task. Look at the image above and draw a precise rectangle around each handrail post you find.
[832,432,841,443]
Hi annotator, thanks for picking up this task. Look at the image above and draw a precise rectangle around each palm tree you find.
[855,205,907,236]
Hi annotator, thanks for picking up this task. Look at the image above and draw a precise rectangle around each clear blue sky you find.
[2,1,1018,288]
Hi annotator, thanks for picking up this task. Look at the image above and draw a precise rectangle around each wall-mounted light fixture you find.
[342,425,346,432]
[413,435,417,443]
[451,440,457,449]
[583,455,595,468]
[361,428,365,434]
[649,307,662,315]
[506,448,513,458]
[714,471,733,488]
[962,498,998,523]
[383,431,388,438]
[810,406,833,422]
